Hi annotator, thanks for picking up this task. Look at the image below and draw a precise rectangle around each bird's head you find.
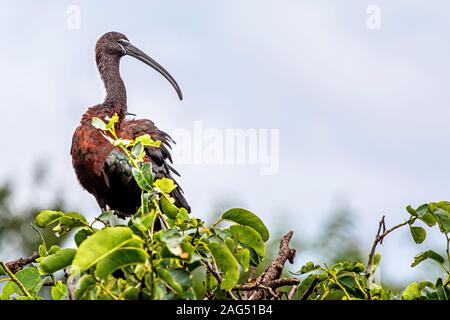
[95,31,183,100]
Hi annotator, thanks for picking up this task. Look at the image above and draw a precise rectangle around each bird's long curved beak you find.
[122,42,183,100]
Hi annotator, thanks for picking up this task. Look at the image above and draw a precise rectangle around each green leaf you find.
[35,210,64,228]
[123,286,139,300]
[297,261,321,274]
[419,212,437,227]
[51,212,88,237]
[132,163,153,192]
[416,204,429,216]
[330,262,365,274]
[433,208,450,234]
[131,211,156,233]
[433,278,449,300]
[140,192,151,215]
[156,268,192,296]
[36,211,88,237]
[95,248,148,280]
[91,117,107,130]
[152,281,168,300]
[106,113,119,129]
[234,248,250,272]
[434,201,450,212]
[0,264,5,276]
[246,246,261,266]
[1,267,43,299]
[97,211,112,224]
[74,275,97,300]
[225,237,234,252]
[406,205,417,216]
[74,228,93,247]
[38,244,46,258]
[160,194,179,219]
[51,281,68,300]
[221,208,269,242]
[48,245,61,255]
[113,138,132,147]
[135,134,161,147]
[161,242,199,263]
[154,178,177,194]
[72,227,144,274]
[371,253,381,273]
[414,204,436,227]
[40,248,77,274]
[410,226,426,244]
[402,282,421,300]
[228,225,266,257]
[411,250,445,267]
[176,207,190,224]
[131,141,144,160]
[157,229,185,257]
[298,274,320,299]
[208,242,239,290]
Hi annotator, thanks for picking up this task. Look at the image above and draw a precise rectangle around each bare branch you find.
[365,215,414,297]
[245,231,297,300]
[64,268,76,300]
[204,261,238,300]
[299,276,320,300]
[270,278,300,288]
[5,252,39,274]
[287,285,298,300]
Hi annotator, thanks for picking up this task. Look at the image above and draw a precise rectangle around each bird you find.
[71,31,190,219]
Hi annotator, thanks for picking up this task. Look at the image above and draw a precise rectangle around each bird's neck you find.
[97,54,127,114]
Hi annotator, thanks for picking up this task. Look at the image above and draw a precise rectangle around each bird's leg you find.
[112,210,130,220]
[95,197,129,221]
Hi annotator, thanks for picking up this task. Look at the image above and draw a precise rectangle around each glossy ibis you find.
[71,31,189,218]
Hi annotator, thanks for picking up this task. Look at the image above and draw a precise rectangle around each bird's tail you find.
[171,185,191,213]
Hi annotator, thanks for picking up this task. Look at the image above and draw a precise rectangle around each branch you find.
[287,285,299,300]
[236,278,299,291]
[204,261,238,300]
[365,215,413,296]
[0,262,33,298]
[5,252,39,274]
[64,268,76,300]
[299,276,319,300]
[270,278,300,288]
[245,231,297,300]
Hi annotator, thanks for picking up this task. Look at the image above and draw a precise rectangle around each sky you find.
[0,0,450,285]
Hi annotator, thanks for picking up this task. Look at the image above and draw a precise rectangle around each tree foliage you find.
[0,114,449,300]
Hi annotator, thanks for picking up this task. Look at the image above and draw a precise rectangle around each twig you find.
[259,284,279,300]
[246,231,297,300]
[247,266,256,281]
[5,252,40,274]
[205,261,222,284]
[236,278,299,291]
[365,215,414,296]
[287,285,298,300]
[300,276,320,300]
[0,262,33,298]
[269,278,300,288]
[64,268,76,300]
[204,261,238,300]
